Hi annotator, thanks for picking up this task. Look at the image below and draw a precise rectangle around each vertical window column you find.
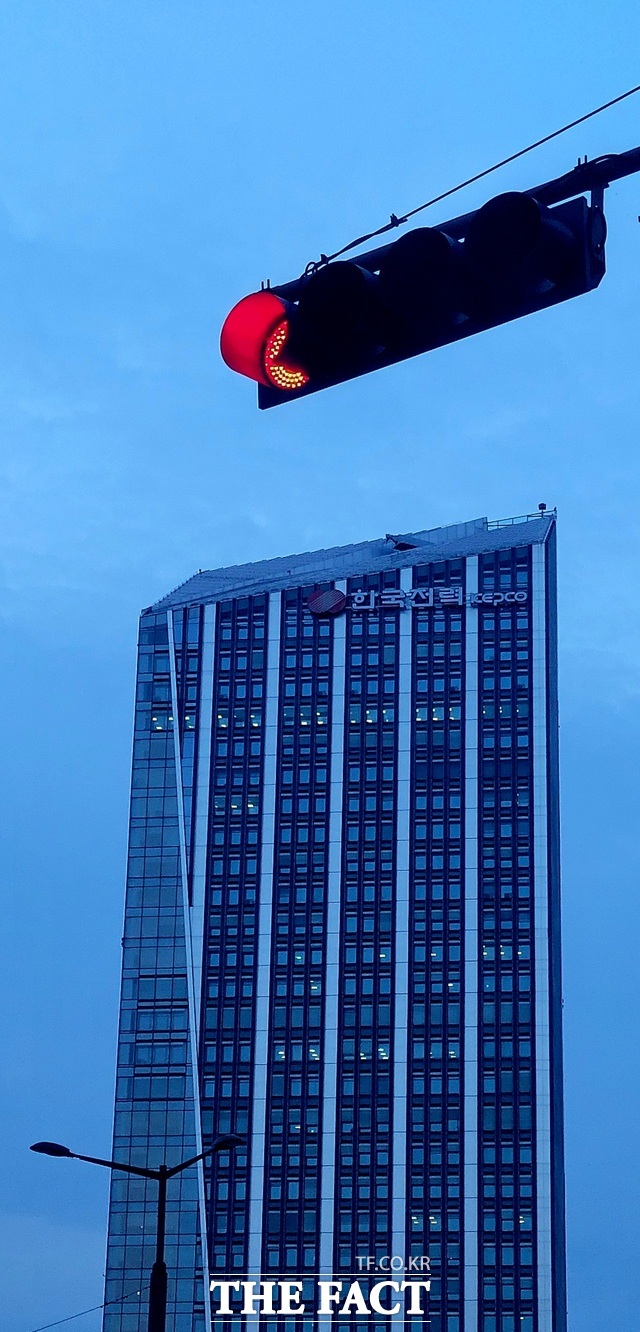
[191,603,216,1033]
[477,546,536,1332]
[203,596,266,1278]
[320,583,347,1275]
[168,610,209,1324]
[464,557,479,1332]
[392,567,413,1255]
[248,592,280,1276]
[334,573,397,1272]
[532,543,552,1332]
[261,589,331,1277]
[407,557,465,1326]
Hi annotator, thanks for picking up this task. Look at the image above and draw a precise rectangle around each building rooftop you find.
[147,509,555,613]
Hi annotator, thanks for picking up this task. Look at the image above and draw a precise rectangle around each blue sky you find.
[0,3,639,1329]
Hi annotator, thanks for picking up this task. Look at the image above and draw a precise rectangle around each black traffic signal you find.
[220,190,606,408]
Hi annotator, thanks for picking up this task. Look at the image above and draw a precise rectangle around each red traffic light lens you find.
[220,291,309,391]
[263,319,309,391]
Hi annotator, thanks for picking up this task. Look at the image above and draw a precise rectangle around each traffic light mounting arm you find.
[272,144,640,302]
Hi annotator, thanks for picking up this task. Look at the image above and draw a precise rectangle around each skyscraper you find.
[104,510,565,1332]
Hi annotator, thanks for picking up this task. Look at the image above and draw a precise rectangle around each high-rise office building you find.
[104,511,564,1332]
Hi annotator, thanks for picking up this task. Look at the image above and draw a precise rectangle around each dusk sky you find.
[1,4,639,1330]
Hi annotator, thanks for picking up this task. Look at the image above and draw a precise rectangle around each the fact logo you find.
[210,1272,432,1319]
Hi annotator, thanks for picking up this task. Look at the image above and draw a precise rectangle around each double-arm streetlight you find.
[31,1134,244,1332]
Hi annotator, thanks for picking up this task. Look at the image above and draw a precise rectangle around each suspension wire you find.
[24,1286,146,1332]
[311,80,640,270]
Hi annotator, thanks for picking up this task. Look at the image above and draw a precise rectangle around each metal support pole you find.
[148,1165,168,1332]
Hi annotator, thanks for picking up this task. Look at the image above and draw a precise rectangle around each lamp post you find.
[30,1134,244,1332]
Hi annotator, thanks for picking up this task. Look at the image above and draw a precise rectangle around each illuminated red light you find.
[220,291,309,391]
[263,320,309,390]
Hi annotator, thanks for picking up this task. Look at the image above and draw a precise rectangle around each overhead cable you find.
[25,1287,144,1332]
[311,80,640,270]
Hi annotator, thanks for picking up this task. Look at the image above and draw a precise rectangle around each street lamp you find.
[30,1133,245,1332]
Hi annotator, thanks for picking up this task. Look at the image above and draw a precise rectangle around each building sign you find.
[210,1264,432,1318]
[308,587,527,615]
[470,590,528,605]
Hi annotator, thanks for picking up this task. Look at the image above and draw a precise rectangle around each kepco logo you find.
[470,590,527,605]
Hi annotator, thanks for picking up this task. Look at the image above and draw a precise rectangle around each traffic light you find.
[220,190,606,408]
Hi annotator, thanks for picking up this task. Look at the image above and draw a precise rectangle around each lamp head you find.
[30,1141,73,1158]
[211,1134,245,1154]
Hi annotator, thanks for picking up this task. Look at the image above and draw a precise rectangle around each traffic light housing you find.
[220,190,606,408]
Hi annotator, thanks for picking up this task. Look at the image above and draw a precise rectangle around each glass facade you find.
[103,513,565,1332]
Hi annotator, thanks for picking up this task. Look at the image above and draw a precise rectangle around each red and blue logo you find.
[307,588,347,616]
